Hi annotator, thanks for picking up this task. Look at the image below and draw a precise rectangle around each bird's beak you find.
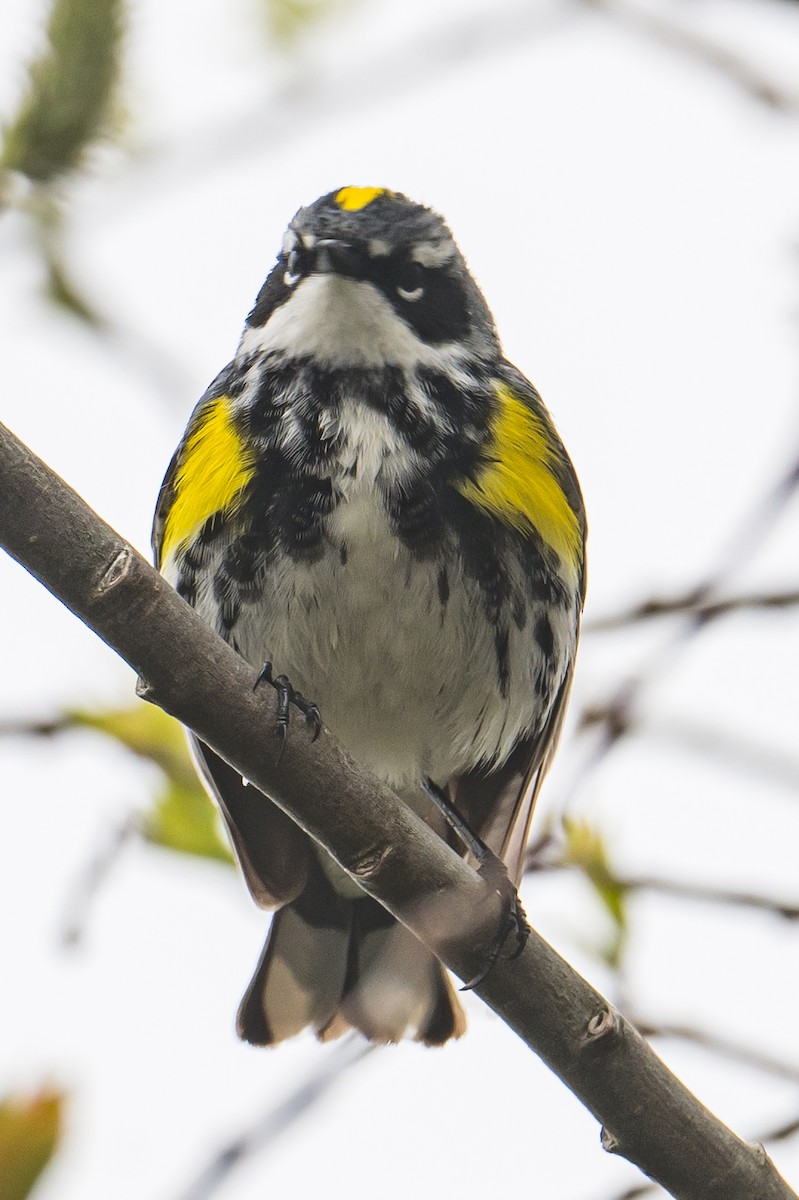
[309,239,367,280]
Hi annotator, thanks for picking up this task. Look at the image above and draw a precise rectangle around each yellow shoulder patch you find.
[335,186,388,212]
[459,383,583,577]
[160,396,255,568]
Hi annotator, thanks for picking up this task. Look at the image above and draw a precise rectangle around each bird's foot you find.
[461,853,530,990]
[422,777,530,990]
[253,662,321,760]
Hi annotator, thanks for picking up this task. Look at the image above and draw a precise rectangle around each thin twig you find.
[59,814,140,947]
[0,715,71,738]
[524,853,799,922]
[172,1038,376,1200]
[620,876,799,922]
[551,450,799,818]
[84,4,573,221]
[635,1019,799,1086]
[586,588,799,634]
[574,713,799,798]
[578,0,799,112]
[763,1113,799,1148]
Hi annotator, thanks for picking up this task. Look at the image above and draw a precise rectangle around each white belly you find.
[229,501,560,788]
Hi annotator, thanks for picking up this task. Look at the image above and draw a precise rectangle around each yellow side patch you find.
[335,186,387,212]
[160,397,255,567]
[459,384,582,576]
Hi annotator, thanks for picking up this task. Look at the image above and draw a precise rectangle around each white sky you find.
[1,1,799,1198]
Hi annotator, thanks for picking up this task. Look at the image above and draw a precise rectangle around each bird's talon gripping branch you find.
[252,660,274,691]
[292,692,322,741]
[458,856,530,990]
[253,662,321,756]
[422,778,530,989]
[508,898,531,960]
[274,674,292,749]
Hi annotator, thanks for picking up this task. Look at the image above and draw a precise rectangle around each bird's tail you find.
[236,866,465,1046]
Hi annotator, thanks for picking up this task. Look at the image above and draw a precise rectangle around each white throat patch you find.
[238,275,461,372]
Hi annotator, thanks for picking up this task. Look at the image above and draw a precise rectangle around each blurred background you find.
[1,1,799,1197]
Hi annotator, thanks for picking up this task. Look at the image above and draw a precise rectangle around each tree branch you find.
[585,587,799,633]
[557,449,799,808]
[601,1111,799,1200]
[0,419,796,1200]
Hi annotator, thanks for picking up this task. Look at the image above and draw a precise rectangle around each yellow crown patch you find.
[335,186,388,212]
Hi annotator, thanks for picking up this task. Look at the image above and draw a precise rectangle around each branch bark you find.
[0,419,795,1200]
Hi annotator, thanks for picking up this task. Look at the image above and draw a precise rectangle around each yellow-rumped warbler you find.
[153,186,586,1046]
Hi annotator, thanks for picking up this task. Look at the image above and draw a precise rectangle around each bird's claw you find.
[253,662,321,760]
[460,853,530,991]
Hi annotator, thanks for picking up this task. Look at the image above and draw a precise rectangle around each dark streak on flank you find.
[437,565,450,608]
[534,613,554,657]
[494,625,510,697]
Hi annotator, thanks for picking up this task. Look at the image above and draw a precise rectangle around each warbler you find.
[152,186,586,1047]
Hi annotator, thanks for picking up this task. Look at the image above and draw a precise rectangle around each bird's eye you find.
[395,260,424,302]
[285,248,303,286]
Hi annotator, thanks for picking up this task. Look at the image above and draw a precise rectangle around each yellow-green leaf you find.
[1,0,123,184]
[562,819,628,968]
[143,778,233,863]
[69,704,233,865]
[256,0,350,48]
[70,704,197,790]
[0,1089,64,1200]
[42,240,101,324]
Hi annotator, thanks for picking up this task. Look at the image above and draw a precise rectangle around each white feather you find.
[238,274,470,375]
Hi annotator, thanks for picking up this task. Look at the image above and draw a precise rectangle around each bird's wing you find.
[451,651,578,885]
[151,363,254,571]
[189,735,312,909]
[153,368,313,909]
[448,364,585,883]
[151,438,182,571]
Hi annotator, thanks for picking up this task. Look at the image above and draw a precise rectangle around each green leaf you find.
[257,0,351,48]
[1,0,123,184]
[562,819,629,968]
[70,703,198,790]
[69,704,233,865]
[0,1089,64,1200]
[143,779,234,862]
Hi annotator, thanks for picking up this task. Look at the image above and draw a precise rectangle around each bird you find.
[152,185,586,1047]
